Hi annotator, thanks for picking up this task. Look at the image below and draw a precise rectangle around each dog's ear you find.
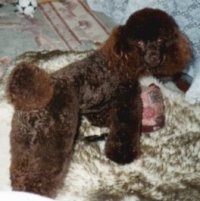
[112,26,130,55]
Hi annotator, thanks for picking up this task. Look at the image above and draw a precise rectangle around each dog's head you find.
[113,8,192,77]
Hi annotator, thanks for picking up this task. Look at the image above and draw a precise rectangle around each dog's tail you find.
[6,62,54,111]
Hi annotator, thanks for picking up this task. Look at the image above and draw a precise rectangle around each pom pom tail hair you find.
[6,62,53,111]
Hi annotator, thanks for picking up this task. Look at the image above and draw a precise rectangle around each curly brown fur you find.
[7,62,53,110]
[6,8,191,197]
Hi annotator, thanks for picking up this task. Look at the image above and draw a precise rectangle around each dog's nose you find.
[144,51,162,68]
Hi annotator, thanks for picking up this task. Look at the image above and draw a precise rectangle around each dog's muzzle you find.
[143,42,164,68]
[144,49,163,68]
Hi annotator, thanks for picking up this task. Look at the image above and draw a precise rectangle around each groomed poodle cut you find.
[7,8,191,197]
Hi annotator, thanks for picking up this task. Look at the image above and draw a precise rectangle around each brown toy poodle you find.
[6,8,191,197]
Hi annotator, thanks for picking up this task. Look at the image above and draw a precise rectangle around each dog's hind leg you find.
[8,64,80,197]
[10,86,80,197]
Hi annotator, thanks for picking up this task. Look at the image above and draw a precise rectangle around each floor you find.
[0,0,115,80]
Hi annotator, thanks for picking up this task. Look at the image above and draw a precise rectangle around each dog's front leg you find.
[105,81,142,164]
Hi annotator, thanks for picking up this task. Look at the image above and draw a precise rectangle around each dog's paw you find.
[105,135,139,164]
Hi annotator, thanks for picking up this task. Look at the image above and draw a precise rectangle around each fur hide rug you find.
[0,51,200,201]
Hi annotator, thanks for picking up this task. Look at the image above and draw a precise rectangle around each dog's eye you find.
[157,38,163,44]
[137,40,145,49]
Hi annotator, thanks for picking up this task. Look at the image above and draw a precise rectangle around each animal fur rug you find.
[0,50,200,201]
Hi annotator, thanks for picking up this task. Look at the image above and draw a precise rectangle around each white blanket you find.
[0,51,200,201]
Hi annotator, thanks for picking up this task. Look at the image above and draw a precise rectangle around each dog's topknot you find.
[124,8,178,41]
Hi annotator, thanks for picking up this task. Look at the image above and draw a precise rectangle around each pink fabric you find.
[141,84,165,132]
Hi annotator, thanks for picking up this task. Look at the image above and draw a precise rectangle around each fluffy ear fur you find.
[6,62,53,110]
[112,26,130,54]
[150,30,192,77]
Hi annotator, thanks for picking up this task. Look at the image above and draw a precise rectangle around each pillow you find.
[141,83,165,132]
